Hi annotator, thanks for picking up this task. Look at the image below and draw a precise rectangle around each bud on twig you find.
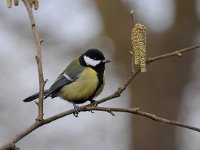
[34,0,39,10]
[14,0,19,6]
[6,0,39,9]
[7,0,12,8]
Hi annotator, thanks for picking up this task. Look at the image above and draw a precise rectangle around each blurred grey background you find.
[0,0,200,150]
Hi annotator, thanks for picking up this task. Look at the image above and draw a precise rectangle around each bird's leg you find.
[89,99,97,105]
[89,99,98,113]
[72,103,81,117]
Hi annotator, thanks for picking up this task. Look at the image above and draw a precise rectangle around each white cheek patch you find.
[84,56,101,67]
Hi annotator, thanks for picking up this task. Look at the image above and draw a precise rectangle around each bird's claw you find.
[89,99,98,106]
[89,99,98,114]
[73,103,81,117]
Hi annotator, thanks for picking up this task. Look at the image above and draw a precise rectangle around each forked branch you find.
[23,0,45,121]
[1,2,200,150]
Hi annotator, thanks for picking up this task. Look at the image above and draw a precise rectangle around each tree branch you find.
[22,0,45,121]
[96,44,200,105]
[1,44,200,150]
[85,107,200,132]
[2,1,200,149]
[148,44,200,63]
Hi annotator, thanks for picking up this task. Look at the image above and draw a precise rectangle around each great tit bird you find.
[23,49,110,116]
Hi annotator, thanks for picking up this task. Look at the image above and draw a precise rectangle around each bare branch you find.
[147,44,200,63]
[1,2,200,149]
[96,44,200,105]
[86,107,200,132]
[130,10,135,26]
[2,101,200,150]
[22,0,45,121]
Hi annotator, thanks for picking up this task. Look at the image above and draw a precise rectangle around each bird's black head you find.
[79,49,110,68]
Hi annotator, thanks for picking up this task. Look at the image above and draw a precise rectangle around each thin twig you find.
[130,10,135,73]
[22,0,45,121]
[85,107,200,132]
[147,44,200,63]
[130,10,135,26]
[96,44,200,105]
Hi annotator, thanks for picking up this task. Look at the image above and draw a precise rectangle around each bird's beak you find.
[102,59,110,63]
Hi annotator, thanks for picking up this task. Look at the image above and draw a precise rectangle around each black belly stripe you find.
[91,72,104,97]
[87,64,104,100]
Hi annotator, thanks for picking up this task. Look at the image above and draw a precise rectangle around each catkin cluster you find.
[7,0,39,10]
[131,23,147,72]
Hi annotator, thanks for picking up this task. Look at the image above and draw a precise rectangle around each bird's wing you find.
[44,59,84,98]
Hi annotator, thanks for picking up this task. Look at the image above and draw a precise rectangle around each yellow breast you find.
[59,67,98,102]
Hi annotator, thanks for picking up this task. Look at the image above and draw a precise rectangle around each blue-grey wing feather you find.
[44,60,84,98]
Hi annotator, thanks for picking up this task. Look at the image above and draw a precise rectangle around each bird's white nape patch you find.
[84,55,101,67]
[63,73,73,81]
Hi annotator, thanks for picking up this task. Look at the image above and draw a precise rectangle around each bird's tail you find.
[23,90,49,102]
